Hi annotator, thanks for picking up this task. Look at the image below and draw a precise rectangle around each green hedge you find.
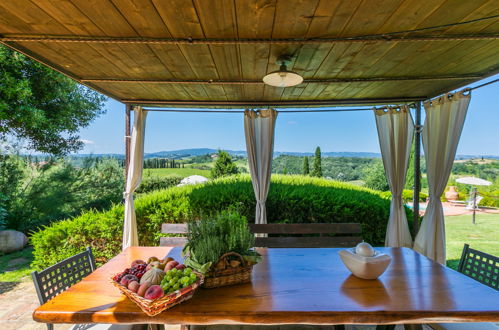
[31,175,410,270]
[135,175,182,194]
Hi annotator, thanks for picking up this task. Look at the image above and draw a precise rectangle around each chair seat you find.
[429,323,499,330]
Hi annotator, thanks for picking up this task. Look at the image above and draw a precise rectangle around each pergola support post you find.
[413,102,422,235]
[124,104,132,188]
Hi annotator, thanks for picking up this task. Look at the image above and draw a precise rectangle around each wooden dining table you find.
[33,247,499,326]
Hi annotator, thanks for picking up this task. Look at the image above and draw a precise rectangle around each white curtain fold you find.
[374,106,414,248]
[414,90,471,264]
[123,106,148,250]
[244,109,278,226]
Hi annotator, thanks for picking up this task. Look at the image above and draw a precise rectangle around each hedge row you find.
[31,175,411,270]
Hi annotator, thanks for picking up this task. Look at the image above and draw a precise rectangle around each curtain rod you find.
[3,15,498,45]
[141,106,415,114]
[467,78,499,91]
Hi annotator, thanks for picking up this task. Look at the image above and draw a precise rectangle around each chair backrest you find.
[160,223,362,248]
[465,196,483,209]
[160,223,188,246]
[250,223,362,248]
[31,247,96,305]
[457,243,498,291]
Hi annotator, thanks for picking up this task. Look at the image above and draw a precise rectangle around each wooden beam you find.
[1,34,498,45]
[122,97,425,108]
[81,74,484,85]
[0,41,122,102]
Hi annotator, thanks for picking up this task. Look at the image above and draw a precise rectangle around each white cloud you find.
[80,139,95,145]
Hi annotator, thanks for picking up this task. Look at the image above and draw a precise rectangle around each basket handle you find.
[218,251,247,267]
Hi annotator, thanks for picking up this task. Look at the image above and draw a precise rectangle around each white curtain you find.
[414,90,471,264]
[374,105,414,248]
[244,109,278,226]
[123,106,148,250]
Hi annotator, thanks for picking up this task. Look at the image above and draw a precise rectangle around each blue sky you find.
[78,75,499,156]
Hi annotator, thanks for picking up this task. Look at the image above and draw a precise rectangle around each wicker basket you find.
[110,273,203,316]
[202,252,255,289]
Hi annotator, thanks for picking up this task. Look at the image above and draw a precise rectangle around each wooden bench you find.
[160,223,362,248]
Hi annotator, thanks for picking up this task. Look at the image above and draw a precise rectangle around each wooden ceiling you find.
[1,0,498,107]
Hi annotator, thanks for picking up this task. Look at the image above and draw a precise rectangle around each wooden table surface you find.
[33,247,499,325]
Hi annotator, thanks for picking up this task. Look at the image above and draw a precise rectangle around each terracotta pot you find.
[445,186,459,201]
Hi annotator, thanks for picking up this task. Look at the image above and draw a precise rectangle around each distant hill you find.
[66,148,498,160]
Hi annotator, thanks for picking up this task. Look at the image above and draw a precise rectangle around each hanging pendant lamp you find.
[263,55,303,87]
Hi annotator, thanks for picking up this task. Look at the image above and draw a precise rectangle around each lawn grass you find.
[144,167,212,178]
[0,247,34,282]
[445,213,499,269]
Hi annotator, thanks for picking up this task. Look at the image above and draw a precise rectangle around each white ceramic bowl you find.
[339,248,391,280]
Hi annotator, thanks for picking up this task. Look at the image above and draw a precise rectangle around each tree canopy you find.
[0,46,106,155]
[211,150,239,178]
[312,146,323,177]
[302,156,309,175]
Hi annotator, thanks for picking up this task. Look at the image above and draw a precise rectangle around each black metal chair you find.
[31,247,136,330]
[429,245,499,330]
[457,243,498,291]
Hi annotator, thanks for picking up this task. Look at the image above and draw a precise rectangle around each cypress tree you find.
[302,156,310,175]
[312,146,322,177]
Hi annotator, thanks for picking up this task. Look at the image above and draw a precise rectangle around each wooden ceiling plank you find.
[152,0,226,100]
[268,0,320,101]
[33,0,180,101]
[356,0,499,99]
[0,1,126,78]
[194,0,241,100]
[112,0,195,99]
[235,0,276,101]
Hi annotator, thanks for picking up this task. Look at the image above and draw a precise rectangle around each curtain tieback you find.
[123,192,134,199]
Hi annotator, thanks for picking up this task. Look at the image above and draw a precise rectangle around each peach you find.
[144,285,164,300]
[175,264,186,270]
[162,257,174,263]
[137,281,152,297]
[166,261,179,268]
[120,274,138,287]
[128,280,140,293]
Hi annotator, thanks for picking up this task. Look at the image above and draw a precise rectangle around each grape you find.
[189,273,197,281]
[172,283,180,291]
[184,268,192,275]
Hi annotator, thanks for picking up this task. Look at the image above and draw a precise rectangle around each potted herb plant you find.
[182,211,261,288]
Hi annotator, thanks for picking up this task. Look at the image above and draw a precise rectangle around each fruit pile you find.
[160,267,198,294]
[113,256,200,301]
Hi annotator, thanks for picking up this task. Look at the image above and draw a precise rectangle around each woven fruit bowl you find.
[202,252,256,289]
[110,273,203,316]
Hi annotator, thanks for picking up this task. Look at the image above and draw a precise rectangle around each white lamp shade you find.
[263,70,303,87]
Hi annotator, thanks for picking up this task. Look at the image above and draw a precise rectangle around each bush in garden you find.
[0,154,124,232]
[31,175,408,270]
[135,175,183,194]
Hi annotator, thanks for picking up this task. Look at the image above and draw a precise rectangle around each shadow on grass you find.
[446,259,460,271]
[0,247,34,293]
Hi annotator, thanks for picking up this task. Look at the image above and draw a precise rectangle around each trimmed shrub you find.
[135,175,182,194]
[31,175,408,270]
